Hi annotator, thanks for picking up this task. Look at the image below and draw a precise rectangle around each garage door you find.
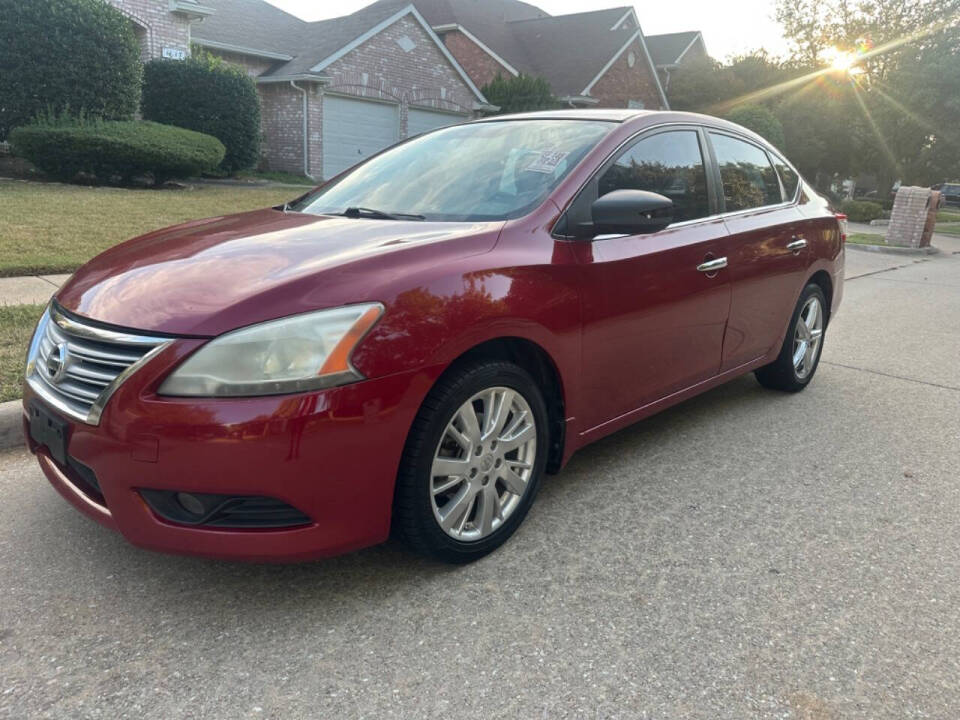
[322,95,399,179]
[407,108,464,137]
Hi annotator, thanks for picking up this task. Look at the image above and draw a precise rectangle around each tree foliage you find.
[0,0,142,140]
[667,1,959,192]
[481,74,560,115]
[725,105,786,149]
[142,53,261,173]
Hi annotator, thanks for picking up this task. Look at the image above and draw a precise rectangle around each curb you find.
[846,243,939,256]
[0,400,24,452]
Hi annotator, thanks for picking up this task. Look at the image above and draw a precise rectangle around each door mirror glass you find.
[591,189,674,235]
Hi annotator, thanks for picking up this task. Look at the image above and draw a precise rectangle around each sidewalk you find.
[0,274,71,305]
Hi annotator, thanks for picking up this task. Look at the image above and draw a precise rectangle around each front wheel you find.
[755,283,827,392]
[393,361,549,563]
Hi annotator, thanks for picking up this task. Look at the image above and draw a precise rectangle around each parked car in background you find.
[933,182,960,207]
[23,110,844,563]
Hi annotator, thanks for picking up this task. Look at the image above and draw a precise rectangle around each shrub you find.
[725,105,786,150]
[10,115,225,184]
[840,199,885,223]
[481,74,560,115]
[142,54,261,173]
[0,0,141,140]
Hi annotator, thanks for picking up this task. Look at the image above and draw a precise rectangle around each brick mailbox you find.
[886,186,941,248]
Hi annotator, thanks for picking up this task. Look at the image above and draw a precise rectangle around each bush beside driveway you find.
[0,181,297,277]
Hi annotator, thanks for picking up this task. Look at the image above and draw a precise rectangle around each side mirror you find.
[591,189,674,236]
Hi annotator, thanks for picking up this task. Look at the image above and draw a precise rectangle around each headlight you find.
[158,303,383,397]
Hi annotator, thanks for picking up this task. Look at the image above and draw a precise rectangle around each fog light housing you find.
[176,492,206,516]
[139,489,311,529]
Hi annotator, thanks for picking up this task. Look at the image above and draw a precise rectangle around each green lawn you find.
[846,232,887,245]
[0,181,297,277]
[934,222,960,236]
[0,304,45,402]
[936,210,960,223]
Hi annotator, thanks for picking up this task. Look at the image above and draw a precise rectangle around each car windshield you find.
[291,119,614,222]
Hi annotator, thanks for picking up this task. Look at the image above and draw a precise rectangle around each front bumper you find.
[23,342,439,561]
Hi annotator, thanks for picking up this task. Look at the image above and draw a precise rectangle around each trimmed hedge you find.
[142,55,261,173]
[840,199,884,223]
[10,118,225,184]
[0,0,141,140]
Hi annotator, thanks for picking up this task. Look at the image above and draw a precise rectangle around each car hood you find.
[56,209,500,336]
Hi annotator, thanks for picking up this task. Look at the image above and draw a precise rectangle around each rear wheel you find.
[755,283,827,392]
[393,361,548,563]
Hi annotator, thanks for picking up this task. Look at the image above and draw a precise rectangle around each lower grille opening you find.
[66,457,105,503]
[140,490,311,529]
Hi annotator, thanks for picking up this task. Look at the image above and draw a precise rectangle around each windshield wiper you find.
[338,207,425,221]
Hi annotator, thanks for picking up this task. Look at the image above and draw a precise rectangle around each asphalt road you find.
[2,240,959,719]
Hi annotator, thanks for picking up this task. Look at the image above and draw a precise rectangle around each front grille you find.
[26,305,170,425]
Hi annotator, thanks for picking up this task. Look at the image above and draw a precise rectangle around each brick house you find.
[645,31,709,92]
[106,0,672,180]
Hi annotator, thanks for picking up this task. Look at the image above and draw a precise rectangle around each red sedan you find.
[23,110,844,563]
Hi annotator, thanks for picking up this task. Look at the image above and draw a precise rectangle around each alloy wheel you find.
[792,296,824,379]
[430,387,537,542]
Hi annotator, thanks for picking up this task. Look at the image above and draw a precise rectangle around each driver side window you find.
[598,130,711,223]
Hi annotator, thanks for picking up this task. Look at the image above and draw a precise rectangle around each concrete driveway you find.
[2,240,959,719]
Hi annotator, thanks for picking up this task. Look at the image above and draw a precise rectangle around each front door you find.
[567,127,732,431]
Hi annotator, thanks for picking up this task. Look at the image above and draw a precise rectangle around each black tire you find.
[393,360,549,563]
[755,283,828,392]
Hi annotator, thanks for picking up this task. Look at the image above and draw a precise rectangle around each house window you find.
[627,100,644,109]
[627,51,636,67]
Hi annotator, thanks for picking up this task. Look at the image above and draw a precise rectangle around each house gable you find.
[586,34,665,110]
[580,11,669,109]
[309,5,488,107]
[434,25,519,88]
[322,13,480,115]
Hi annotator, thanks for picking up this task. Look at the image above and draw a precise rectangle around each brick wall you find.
[439,29,512,88]
[589,40,666,110]
[106,0,192,60]
[259,83,305,174]
[325,14,477,131]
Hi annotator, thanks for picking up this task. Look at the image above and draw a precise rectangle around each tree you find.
[141,53,261,173]
[774,0,960,190]
[481,74,560,115]
[0,0,142,140]
[725,105,786,149]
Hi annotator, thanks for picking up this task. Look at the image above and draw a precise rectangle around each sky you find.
[262,0,791,61]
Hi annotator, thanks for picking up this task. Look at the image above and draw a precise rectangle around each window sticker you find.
[522,150,570,175]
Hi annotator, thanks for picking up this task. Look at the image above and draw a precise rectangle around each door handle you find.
[696,257,728,273]
[787,237,807,251]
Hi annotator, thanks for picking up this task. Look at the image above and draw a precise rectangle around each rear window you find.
[773,158,800,199]
[710,133,783,211]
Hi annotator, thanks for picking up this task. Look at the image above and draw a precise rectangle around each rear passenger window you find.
[773,158,799,199]
[709,133,783,211]
[599,130,710,223]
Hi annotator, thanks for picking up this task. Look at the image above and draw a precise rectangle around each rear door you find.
[706,132,809,371]
[567,127,732,430]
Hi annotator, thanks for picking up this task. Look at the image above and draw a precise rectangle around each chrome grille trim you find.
[25,305,173,425]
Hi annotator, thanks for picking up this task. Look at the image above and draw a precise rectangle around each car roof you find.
[472,109,654,123]
[470,109,783,153]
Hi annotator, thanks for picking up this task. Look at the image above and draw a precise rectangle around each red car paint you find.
[23,110,844,561]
